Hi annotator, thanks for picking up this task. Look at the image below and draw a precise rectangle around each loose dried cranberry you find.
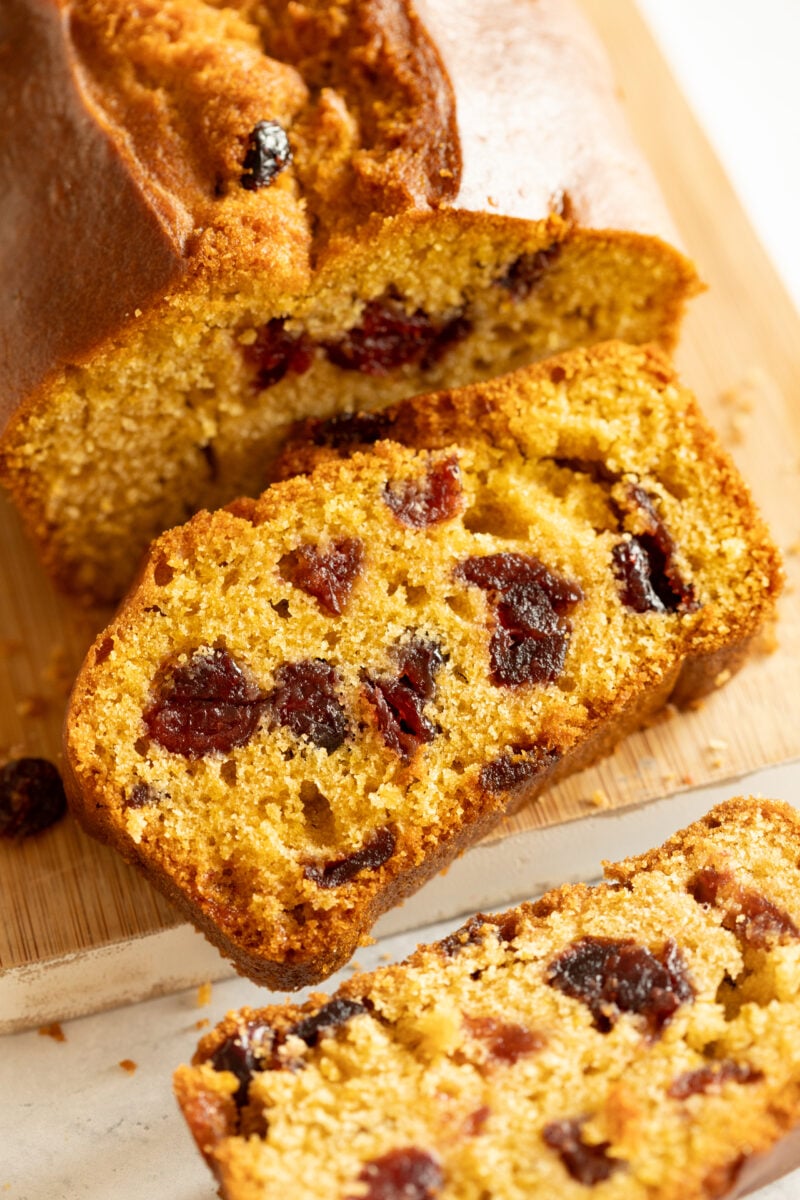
[365,635,444,762]
[324,298,469,376]
[464,1016,543,1064]
[350,1148,444,1200]
[240,120,292,190]
[479,744,560,795]
[688,866,799,947]
[668,1060,763,1100]
[304,825,396,889]
[612,486,696,614]
[245,318,314,389]
[279,539,364,616]
[456,553,582,687]
[383,456,463,528]
[209,1020,276,1107]
[0,758,67,839]
[542,1118,622,1186]
[125,783,160,809]
[496,244,561,300]
[268,660,348,753]
[144,648,265,758]
[547,936,694,1035]
[289,997,368,1047]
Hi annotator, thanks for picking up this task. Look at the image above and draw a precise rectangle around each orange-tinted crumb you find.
[38,1022,66,1042]
[197,981,213,1007]
[195,1018,211,1030]
[119,1058,138,1074]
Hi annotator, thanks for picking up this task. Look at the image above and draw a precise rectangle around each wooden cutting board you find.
[2,0,800,1032]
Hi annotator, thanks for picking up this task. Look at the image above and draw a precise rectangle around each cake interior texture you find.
[64,346,781,989]
[0,0,699,601]
[174,798,800,1200]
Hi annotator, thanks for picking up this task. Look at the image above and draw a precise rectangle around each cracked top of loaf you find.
[0,0,691,423]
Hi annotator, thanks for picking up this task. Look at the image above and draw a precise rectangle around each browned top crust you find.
[0,0,691,429]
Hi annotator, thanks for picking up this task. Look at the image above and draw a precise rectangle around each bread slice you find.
[63,344,780,989]
[0,0,699,602]
[174,797,800,1200]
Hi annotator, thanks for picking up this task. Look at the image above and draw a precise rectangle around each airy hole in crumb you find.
[300,781,336,846]
[220,760,237,786]
[405,585,429,606]
[271,599,291,619]
[463,502,529,540]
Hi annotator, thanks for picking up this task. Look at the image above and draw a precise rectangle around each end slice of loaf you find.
[64,344,781,989]
[174,797,800,1200]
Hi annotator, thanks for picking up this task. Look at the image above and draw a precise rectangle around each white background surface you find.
[4,3,800,1197]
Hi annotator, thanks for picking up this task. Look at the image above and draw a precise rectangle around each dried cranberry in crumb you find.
[543,1118,622,1185]
[496,244,561,300]
[268,660,349,753]
[687,866,800,947]
[144,648,265,758]
[240,120,292,190]
[612,485,696,614]
[350,1148,444,1200]
[245,319,314,389]
[668,1060,763,1100]
[365,635,444,762]
[289,997,368,1047]
[279,539,364,616]
[479,744,560,795]
[304,825,396,889]
[464,1015,543,1064]
[0,758,67,839]
[547,936,693,1035]
[383,456,463,528]
[324,298,469,377]
[209,1020,275,1107]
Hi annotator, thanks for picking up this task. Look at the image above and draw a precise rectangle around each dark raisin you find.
[496,244,561,300]
[668,1060,763,1100]
[456,553,582,688]
[440,915,489,957]
[0,758,67,839]
[464,1016,544,1064]
[687,866,799,947]
[349,1148,444,1200]
[240,120,292,190]
[542,1118,623,1186]
[289,997,368,1047]
[547,936,694,1036]
[364,635,444,762]
[144,648,265,758]
[324,297,469,376]
[209,1020,276,1107]
[245,318,314,389]
[383,456,463,528]
[479,744,560,795]
[279,539,364,616]
[310,410,393,450]
[268,660,349,753]
[304,825,396,889]
[125,783,160,809]
[612,486,696,614]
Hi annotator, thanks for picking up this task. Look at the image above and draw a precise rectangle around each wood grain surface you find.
[2,0,799,1027]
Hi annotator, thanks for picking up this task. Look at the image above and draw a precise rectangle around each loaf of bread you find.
[63,344,781,989]
[0,0,699,601]
[174,797,800,1200]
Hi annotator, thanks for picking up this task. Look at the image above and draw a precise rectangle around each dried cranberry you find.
[365,635,444,762]
[209,1020,276,1107]
[464,1016,543,1064]
[268,660,348,753]
[240,120,292,190]
[496,244,561,300]
[350,1148,444,1200]
[289,997,368,1047]
[314,410,392,448]
[547,936,694,1035]
[612,486,696,614]
[668,1060,763,1100]
[279,539,364,616]
[440,915,489,957]
[456,553,582,687]
[304,825,396,889]
[125,783,160,809]
[542,1118,622,1186]
[144,648,265,758]
[0,758,67,839]
[324,298,469,376]
[688,866,799,947]
[479,744,560,795]
[245,318,314,389]
[383,456,463,528]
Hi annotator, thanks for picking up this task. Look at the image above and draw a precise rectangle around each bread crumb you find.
[681,774,694,787]
[118,1058,137,1074]
[589,789,609,809]
[714,669,732,688]
[196,981,212,1007]
[347,960,364,973]
[379,952,393,962]
[38,1022,66,1042]
[707,739,728,753]
[757,621,780,655]
[195,1018,210,1031]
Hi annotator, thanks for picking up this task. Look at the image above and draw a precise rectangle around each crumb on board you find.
[379,952,393,962]
[588,789,609,809]
[196,981,212,1007]
[756,621,780,655]
[681,774,694,787]
[195,1018,210,1031]
[347,960,364,973]
[38,1022,66,1042]
[714,669,732,689]
[118,1059,137,1074]
[707,738,728,753]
